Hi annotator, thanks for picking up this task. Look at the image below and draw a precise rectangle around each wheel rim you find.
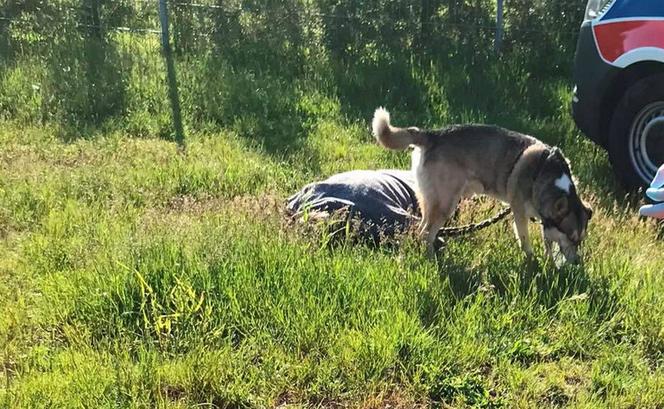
[628,101,664,184]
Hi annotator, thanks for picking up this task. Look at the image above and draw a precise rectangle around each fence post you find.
[495,0,504,54]
[90,0,102,40]
[158,0,186,151]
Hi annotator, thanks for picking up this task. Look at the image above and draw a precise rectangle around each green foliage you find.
[0,0,584,141]
[2,114,664,407]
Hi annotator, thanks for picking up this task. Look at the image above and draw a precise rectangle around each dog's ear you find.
[554,196,568,217]
[583,200,593,220]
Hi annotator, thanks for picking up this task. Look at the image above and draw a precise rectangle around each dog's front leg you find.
[541,225,554,260]
[540,225,562,265]
[512,209,533,257]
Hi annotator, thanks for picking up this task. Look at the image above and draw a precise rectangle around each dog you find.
[371,108,592,264]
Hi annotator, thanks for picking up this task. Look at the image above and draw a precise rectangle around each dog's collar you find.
[506,147,527,178]
[508,145,550,184]
[531,147,552,221]
[534,147,578,241]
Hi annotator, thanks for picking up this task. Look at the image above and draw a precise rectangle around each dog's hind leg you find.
[421,186,464,258]
[421,204,446,258]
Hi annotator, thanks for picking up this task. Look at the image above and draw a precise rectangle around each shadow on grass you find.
[490,257,620,322]
[422,243,619,328]
[418,262,481,330]
[45,3,129,141]
[183,55,312,156]
[414,246,482,329]
[0,4,128,140]
[330,53,569,127]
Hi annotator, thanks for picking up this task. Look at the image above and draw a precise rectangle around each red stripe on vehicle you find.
[593,20,664,63]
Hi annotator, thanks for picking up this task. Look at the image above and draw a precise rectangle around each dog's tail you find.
[372,107,426,150]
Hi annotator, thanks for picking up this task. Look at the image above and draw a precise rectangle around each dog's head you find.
[534,148,593,264]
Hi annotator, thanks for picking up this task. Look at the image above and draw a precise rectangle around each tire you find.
[608,73,664,189]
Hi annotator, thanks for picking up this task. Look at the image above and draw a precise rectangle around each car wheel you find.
[608,73,664,189]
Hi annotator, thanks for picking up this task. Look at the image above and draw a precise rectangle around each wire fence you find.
[0,1,583,42]
[0,0,585,149]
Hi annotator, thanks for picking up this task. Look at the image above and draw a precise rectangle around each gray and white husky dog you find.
[372,108,592,263]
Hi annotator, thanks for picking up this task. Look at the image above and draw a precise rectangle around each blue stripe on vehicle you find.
[601,0,664,21]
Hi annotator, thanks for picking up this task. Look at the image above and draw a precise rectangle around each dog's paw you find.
[524,253,541,271]
[426,246,437,260]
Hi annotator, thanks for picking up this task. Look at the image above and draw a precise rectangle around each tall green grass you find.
[2,100,664,407]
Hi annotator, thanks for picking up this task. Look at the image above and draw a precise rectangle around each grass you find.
[2,10,664,407]
[3,100,664,407]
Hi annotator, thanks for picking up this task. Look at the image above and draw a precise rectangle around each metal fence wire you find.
[0,0,585,147]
